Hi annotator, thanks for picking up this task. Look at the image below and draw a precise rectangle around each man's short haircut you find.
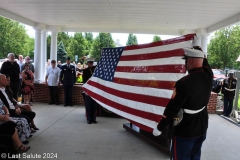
[5,74,9,79]
[51,60,56,63]
[7,53,15,57]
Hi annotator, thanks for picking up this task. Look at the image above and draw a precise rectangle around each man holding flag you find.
[153,47,213,160]
[82,58,98,124]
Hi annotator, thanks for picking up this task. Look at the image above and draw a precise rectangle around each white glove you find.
[152,127,161,136]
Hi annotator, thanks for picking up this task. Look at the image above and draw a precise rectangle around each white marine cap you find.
[182,48,205,59]
[228,70,234,74]
[86,58,95,62]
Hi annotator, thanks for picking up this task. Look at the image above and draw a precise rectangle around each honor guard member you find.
[60,57,76,106]
[153,47,213,160]
[221,70,237,117]
[82,58,97,124]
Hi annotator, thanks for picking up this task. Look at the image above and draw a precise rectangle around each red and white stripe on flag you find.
[83,34,195,132]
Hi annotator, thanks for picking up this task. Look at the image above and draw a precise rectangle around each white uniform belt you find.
[224,87,235,91]
[183,106,205,114]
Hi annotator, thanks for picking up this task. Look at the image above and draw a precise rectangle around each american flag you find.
[83,34,195,132]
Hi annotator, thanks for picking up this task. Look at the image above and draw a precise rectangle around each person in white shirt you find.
[45,60,61,105]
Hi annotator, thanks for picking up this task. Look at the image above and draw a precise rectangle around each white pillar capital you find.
[47,25,62,32]
[181,29,196,35]
[35,23,46,30]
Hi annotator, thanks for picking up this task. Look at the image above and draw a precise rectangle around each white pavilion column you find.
[201,34,209,53]
[34,29,42,82]
[50,31,58,61]
[41,30,47,81]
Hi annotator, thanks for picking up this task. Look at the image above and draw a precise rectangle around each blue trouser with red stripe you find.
[173,134,206,160]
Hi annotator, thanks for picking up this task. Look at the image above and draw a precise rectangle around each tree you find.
[90,33,115,61]
[23,37,35,58]
[84,32,93,42]
[126,34,138,46]
[57,41,67,62]
[67,32,86,63]
[47,35,51,60]
[84,32,93,56]
[208,25,240,69]
[0,17,31,58]
[152,35,161,42]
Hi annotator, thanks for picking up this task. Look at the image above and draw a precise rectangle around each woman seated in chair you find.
[5,75,39,131]
[0,121,30,153]
[0,99,31,144]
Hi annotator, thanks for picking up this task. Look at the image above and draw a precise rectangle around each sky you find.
[24,25,177,46]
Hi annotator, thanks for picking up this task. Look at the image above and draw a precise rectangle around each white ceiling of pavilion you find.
[0,0,240,35]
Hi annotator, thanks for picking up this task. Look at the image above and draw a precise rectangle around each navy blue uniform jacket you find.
[157,58,213,138]
[60,64,76,86]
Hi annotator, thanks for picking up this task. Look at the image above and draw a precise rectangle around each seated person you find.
[0,121,30,153]
[0,74,36,132]
[1,100,31,143]
[0,134,19,159]
[5,75,39,130]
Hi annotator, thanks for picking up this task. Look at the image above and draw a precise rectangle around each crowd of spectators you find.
[0,53,39,156]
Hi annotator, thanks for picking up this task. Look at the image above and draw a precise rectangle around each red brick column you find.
[32,83,84,105]
[207,92,217,114]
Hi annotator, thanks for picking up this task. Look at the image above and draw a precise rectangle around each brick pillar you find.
[207,92,217,114]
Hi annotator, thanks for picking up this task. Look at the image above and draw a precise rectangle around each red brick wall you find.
[33,83,217,114]
[207,92,217,114]
[32,83,85,105]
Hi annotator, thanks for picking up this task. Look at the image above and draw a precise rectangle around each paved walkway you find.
[18,103,240,160]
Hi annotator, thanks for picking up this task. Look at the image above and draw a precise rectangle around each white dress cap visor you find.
[182,48,206,59]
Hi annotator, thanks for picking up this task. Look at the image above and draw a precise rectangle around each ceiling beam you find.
[207,12,240,33]
[0,8,35,27]
[62,27,181,35]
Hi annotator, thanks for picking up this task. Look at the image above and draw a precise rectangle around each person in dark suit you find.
[82,58,97,124]
[60,57,76,107]
[0,74,36,130]
[0,53,20,101]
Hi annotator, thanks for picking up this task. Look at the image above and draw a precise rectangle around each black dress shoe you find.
[22,140,29,144]
[55,103,59,105]
[64,104,68,107]
[87,121,92,124]
[92,121,97,123]
[48,103,52,105]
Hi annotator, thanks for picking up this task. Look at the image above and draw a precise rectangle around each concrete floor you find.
[19,103,240,160]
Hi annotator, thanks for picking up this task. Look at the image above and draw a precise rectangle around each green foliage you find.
[24,37,35,58]
[90,33,115,61]
[208,25,240,69]
[67,32,86,63]
[0,17,32,58]
[57,41,67,62]
[152,35,161,42]
[84,32,93,57]
[126,34,138,46]
[47,35,51,60]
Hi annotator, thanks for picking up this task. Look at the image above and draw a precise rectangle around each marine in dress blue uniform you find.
[60,57,76,106]
[82,58,97,124]
[221,71,237,117]
[153,47,213,160]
